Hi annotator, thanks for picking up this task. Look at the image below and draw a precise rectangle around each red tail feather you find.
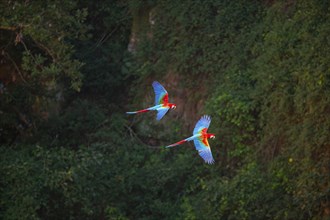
[136,109,149,113]
[167,139,187,148]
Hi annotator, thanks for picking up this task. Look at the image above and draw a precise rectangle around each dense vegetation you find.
[0,0,329,219]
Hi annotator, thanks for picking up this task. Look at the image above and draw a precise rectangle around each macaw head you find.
[169,103,177,109]
[208,134,216,139]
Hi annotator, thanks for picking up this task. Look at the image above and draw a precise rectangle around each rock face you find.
[128,5,154,53]
[161,71,209,131]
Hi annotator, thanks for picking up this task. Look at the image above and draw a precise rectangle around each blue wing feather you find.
[193,137,214,164]
[152,81,168,105]
[156,108,169,120]
[193,139,206,151]
[193,115,211,135]
[198,148,215,164]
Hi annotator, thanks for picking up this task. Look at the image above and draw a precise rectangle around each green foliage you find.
[74,0,133,101]
[1,0,330,219]
[35,99,107,147]
[0,0,88,144]
[132,0,330,218]
[0,145,120,219]
[0,123,208,219]
[0,0,87,89]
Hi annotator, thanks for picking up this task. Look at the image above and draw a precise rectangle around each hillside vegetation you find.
[0,0,329,219]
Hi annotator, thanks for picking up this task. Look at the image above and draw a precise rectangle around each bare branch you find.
[32,39,56,62]
[124,124,164,149]
[0,26,19,31]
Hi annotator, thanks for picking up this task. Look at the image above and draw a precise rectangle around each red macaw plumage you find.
[126,81,176,120]
[166,115,215,164]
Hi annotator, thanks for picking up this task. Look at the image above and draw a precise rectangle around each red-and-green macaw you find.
[126,81,176,120]
[166,115,215,164]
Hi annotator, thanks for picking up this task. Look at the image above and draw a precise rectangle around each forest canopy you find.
[0,0,329,219]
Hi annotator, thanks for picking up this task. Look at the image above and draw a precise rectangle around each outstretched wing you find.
[152,81,169,105]
[193,115,211,135]
[193,138,215,164]
[156,108,169,120]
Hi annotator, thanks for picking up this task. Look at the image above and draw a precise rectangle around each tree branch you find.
[32,39,56,62]
[124,124,164,149]
[0,26,19,31]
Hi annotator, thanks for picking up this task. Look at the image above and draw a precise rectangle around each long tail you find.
[165,139,187,148]
[126,109,150,114]
[165,140,187,148]
[165,136,196,148]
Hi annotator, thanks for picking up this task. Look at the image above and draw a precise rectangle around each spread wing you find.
[152,81,169,105]
[193,115,211,135]
[156,108,169,120]
[193,138,215,164]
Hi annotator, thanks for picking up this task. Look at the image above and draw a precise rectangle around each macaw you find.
[166,115,215,164]
[126,81,176,120]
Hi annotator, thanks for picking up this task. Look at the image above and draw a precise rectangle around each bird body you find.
[166,115,215,164]
[126,81,176,120]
